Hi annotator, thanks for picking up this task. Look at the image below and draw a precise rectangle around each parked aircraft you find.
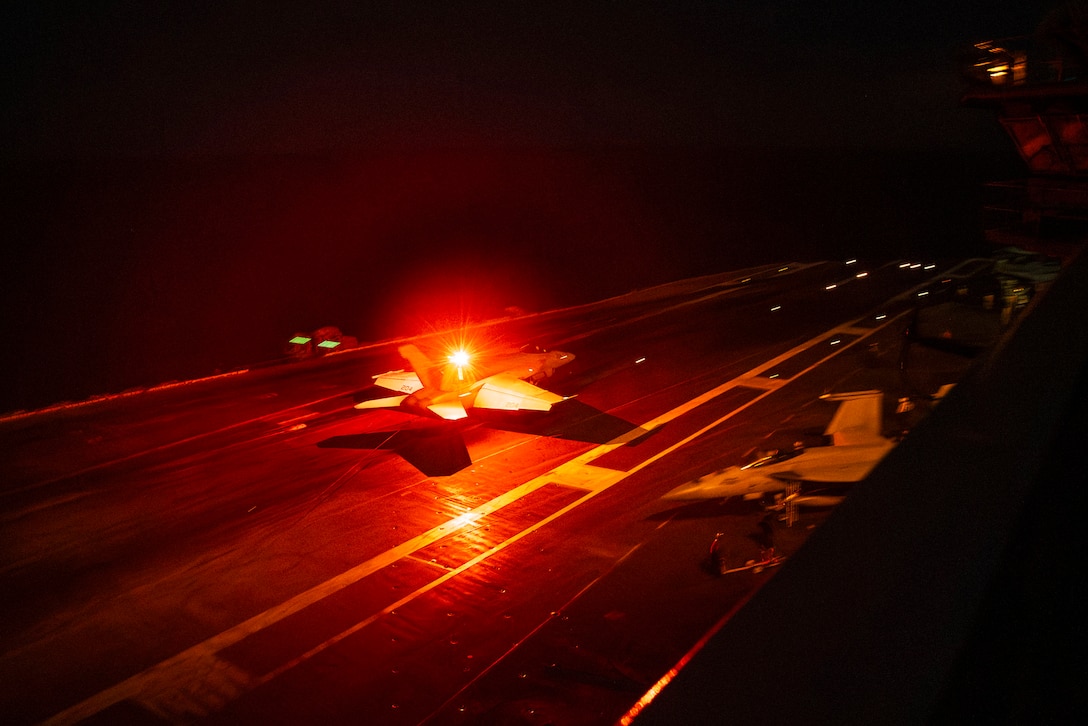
[355,343,574,420]
[662,391,894,503]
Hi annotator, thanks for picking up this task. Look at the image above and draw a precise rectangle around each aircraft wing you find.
[768,442,895,483]
[355,395,410,411]
[372,369,423,394]
[473,374,565,412]
[427,400,469,420]
[769,461,875,483]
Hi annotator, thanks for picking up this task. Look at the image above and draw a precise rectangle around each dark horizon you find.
[2,144,1019,414]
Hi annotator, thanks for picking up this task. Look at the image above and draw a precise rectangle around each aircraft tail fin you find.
[934,383,955,401]
[398,344,441,391]
[820,390,884,446]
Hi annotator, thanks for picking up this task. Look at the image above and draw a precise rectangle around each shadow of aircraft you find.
[469,399,642,444]
[546,354,646,398]
[318,427,472,477]
[328,398,653,476]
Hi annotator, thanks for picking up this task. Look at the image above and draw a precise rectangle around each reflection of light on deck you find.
[619,666,680,725]
[620,548,769,724]
[448,512,480,529]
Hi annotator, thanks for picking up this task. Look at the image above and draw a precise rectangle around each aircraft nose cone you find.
[661,483,699,500]
[663,479,722,500]
[661,468,746,501]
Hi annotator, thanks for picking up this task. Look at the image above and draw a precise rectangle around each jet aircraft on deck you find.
[356,343,574,420]
[663,391,894,505]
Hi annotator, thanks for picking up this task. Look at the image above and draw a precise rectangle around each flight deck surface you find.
[1,260,978,724]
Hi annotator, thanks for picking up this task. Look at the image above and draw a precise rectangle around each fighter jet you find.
[662,391,894,503]
[355,343,575,420]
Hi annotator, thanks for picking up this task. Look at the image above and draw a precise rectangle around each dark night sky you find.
[0,1,1061,412]
[2,1,1055,154]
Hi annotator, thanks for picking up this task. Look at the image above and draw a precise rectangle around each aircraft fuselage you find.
[664,440,894,501]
